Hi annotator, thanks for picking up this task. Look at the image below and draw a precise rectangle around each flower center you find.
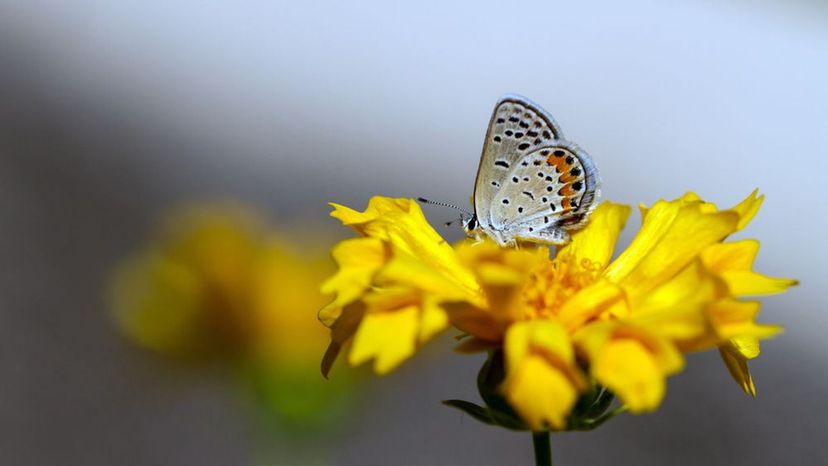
[521,252,601,320]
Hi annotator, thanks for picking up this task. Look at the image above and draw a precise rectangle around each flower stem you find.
[532,431,552,466]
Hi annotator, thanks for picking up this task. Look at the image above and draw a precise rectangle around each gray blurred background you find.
[1,0,826,465]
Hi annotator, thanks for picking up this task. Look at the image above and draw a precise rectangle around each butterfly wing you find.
[488,142,601,244]
[473,95,565,230]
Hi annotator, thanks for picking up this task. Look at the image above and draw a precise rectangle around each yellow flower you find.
[110,205,264,357]
[320,191,795,430]
[110,203,357,428]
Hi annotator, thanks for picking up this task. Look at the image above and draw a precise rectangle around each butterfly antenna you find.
[417,197,472,216]
[444,217,463,227]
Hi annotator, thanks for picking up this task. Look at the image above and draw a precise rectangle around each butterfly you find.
[461,94,601,246]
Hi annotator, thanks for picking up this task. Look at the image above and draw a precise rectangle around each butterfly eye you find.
[468,216,477,230]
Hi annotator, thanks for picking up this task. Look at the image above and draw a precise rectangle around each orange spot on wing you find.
[546,155,567,172]
[558,185,575,196]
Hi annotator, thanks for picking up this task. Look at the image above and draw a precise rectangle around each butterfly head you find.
[461,213,482,237]
[417,197,484,239]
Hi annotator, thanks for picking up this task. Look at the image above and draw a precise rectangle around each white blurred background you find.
[1,1,826,464]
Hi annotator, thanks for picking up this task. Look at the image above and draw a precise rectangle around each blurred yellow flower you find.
[319,191,795,431]
[110,203,356,428]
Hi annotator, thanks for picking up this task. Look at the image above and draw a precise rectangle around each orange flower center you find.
[522,252,601,319]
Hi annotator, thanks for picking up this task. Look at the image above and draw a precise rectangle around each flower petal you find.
[719,341,757,396]
[576,323,684,412]
[419,297,450,343]
[376,251,481,303]
[557,279,625,332]
[605,198,739,297]
[708,299,782,342]
[328,197,411,236]
[348,304,420,374]
[701,240,798,296]
[730,189,764,231]
[502,354,581,430]
[592,338,666,412]
[560,202,632,269]
[319,237,386,326]
[723,272,798,296]
[502,320,586,430]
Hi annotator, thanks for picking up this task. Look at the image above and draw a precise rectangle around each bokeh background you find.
[2,0,826,465]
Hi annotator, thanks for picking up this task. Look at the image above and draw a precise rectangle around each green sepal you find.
[586,388,615,418]
[442,399,497,426]
[476,350,528,431]
[444,350,627,433]
[566,383,620,430]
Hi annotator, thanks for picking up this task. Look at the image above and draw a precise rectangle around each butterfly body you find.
[467,95,601,246]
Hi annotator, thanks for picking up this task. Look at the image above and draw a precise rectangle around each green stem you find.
[532,431,552,466]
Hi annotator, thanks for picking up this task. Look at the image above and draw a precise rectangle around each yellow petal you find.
[502,354,581,430]
[730,334,761,359]
[501,320,586,430]
[419,297,450,343]
[443,301,510,342]
[557,279,625,332]
[636,260,723,309]
[560,202,632,269]
[701,240,760,272]
[605,199,739,297]
[319,237,386,326]
[701,240,798,296]
[576,323,684,412]
[329,197,479,300]
[719,342,756,396]
[456,239,549,287]
[447,241,551,339]
[730,189,764,231]
[632,262,724,343]
[348,304,420,374]
[328,196,411,236]
[708,299,782,342]
[376,251,481,303]
[504,320,575,366]
[344,287,450,374]
[592,338,667,412]
[721,271,798,297]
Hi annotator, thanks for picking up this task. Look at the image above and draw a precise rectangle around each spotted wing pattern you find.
[473,95,564,230]
[488,142,600,243]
